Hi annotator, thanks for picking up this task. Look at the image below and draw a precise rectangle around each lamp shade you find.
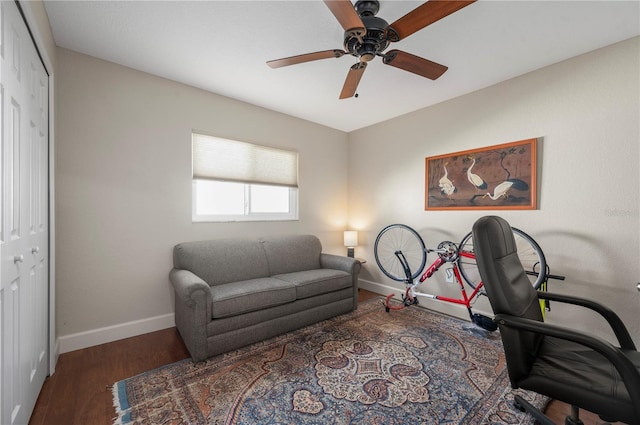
[343,230,358,247]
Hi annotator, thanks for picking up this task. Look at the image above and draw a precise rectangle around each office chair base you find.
[564,417,584,425]
[564,405,585,425]
[513,395,555,425]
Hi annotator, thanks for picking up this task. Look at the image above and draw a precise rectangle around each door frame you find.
[15,0,57,374]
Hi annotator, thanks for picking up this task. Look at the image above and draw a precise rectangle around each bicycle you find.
[374,224,563,332]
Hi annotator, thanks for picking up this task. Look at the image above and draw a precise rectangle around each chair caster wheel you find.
[385,307,390,313]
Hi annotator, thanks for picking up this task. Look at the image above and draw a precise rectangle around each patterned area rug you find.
[112,298,547,424]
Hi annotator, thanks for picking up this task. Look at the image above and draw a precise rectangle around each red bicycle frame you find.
[384,249,484,318]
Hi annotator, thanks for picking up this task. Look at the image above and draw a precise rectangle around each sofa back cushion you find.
[261,234,322,275]
[173,239,270,286]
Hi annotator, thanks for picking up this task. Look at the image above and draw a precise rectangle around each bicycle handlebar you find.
[525,270,565,281]
[427,243,566,281]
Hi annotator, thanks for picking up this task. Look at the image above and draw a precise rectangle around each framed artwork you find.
[425,138,537,210]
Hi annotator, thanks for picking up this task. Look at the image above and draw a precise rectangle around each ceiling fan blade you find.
[339,62,367,99]
[324,0,366,40]
[267,49,346,68]
[387,0,476,42]
[383,50,448,80]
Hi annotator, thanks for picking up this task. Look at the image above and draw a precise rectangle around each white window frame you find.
[191,132,299,223]
[192,180,298,222]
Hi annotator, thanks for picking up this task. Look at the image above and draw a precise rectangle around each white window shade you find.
[192,133,298,188]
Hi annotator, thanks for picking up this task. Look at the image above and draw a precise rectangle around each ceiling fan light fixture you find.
[267,0,477,99]
[343,14,389,61]
[360,52,375,62]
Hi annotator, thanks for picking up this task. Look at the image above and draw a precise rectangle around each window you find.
[192,132,298,222]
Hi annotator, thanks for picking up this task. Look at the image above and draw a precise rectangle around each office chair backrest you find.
[472,216,545,385]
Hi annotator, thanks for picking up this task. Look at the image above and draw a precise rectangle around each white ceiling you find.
[44,1,640,132]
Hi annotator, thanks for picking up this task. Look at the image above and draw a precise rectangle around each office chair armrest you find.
[494,314,640,414]
[538,291,636,350]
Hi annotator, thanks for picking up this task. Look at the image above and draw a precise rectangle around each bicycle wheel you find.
[458,227,547,290]
[374,224,427,282]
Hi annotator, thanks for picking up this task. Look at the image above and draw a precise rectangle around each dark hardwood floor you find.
[30,290,612,425]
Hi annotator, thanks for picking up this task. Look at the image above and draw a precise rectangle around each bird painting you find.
[484,178,528,200]
[438,162,456,198]
[426,138,536,210]
[466,157,487,190]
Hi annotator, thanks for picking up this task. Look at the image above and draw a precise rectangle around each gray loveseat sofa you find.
[169,234,361,362]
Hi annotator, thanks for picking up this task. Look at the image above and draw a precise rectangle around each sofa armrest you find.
[320,253,361,276]
[169,268,211,307]
[169,268,212,361]
[321,254,361,310]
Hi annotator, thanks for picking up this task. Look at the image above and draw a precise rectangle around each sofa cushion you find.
[261,235,322,275]
[211,277,296,319]
[273,269,352,299]
[174,239,270,286]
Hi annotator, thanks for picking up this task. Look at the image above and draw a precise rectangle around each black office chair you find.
[471,215,640,425]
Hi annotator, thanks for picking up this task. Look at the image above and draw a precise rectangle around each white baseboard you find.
[359,278,403,299]
[58,313,175,354]
[359,278,493,322]
[56,283,389,356]
[55,280,489,355]
[50,339,60,375]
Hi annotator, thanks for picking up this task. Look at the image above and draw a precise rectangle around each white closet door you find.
[1,1,49,424]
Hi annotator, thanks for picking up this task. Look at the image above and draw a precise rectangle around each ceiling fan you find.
[267,0,476,99]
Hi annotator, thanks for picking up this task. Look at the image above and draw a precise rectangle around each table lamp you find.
[343,230,358,258]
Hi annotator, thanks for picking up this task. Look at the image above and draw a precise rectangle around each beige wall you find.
[56,36,639,350]
[350,37,640,346]
[55,48,349,344]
